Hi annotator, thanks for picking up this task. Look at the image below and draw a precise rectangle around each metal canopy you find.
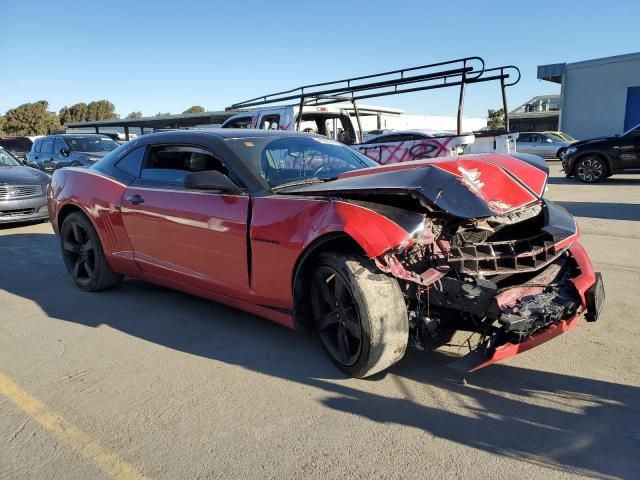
[227,57,521,134]
[66,111,237,138]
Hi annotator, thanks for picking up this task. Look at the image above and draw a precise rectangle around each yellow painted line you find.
[0,371,147,480]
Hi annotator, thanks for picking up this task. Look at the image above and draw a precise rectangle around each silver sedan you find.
[0,147,50,224]
[516,132,573,159]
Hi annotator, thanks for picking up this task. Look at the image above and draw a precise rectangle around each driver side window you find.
[140,145,229,184]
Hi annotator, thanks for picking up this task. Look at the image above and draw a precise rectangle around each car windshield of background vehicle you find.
[0,148,21,166]
[548,133,565,142]
[66,136,119,152]
[227,136,377,189]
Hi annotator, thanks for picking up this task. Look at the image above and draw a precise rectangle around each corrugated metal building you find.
[538,52,640,139]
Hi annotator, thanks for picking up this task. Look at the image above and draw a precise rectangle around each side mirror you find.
[184,170,242,195]
[60,148,70,157]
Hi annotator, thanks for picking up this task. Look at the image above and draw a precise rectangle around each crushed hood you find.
[280,155,547,219]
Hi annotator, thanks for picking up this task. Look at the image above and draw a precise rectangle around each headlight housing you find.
[564,146,577,156]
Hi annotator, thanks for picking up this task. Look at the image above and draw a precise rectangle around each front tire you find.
[310,253,409,378]
[575,155,607,183]
[60,212,123,291]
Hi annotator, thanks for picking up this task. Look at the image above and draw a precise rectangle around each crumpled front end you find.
[373,199,605,372]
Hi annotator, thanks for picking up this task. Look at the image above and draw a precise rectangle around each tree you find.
[0,115,5,135]
[487,108,505,130]
[126,111,143,118]
[182,105,205,114]
[86,100,118,121]
[59,102,88,125]
[3,101,60,135]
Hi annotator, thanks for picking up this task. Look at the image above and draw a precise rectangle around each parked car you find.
[0,146,50,224]
[516,132,573,159]
[47,130,604,378]
[27,134,119,173]
[546,131,577,142]
[0,135,42,161]
[561,123,640,182]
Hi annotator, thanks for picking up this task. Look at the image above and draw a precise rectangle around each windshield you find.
[65,136,119,152]
[227,135,377,189]
[622,123,640,137]
[547,133,565,142]
[0,148,21,166]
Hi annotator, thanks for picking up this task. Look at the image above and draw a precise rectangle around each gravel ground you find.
[1,163,639,479]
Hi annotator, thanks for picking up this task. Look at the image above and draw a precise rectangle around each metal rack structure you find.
[227,57,521,135]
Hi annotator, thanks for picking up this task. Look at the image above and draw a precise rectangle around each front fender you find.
[249,197,420,309]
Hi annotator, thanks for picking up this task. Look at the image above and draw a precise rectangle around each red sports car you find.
[47,130,605,378]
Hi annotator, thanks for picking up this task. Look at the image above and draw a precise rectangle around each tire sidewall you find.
[313,253,408,378]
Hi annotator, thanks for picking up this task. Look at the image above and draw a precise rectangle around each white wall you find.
[561,54,640,139]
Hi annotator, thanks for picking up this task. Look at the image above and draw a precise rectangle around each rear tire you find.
[575,155,607,183]
[310,253,409,378]
[60,212,123,291]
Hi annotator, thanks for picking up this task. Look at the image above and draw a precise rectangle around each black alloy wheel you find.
[62,219,96,287]
[575,156,606,183]
[311,265,363,366]
[60,212,122,291]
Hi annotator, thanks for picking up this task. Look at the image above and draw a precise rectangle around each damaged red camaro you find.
[48,130,605,378]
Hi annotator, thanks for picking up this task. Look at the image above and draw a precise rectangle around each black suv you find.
[562,124,640,182]
[27,134,119,173]
[0,136,41,161]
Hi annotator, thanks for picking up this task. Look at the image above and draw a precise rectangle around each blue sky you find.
[1,0,638,118]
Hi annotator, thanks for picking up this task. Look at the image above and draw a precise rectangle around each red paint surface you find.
[431,158,538,214]
[341,154,545,215]
[120,187,250,298]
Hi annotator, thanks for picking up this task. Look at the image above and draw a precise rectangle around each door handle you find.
[126,194,144,205]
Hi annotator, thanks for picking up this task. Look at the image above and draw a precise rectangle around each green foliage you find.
[0,115,5,135]
[126,111,143,119]
[3,101,60,135]
[182,105,205,114]
[487,108,505,130]
[87,100,119,121]
[59,100,119,125]
[59,102,88,125]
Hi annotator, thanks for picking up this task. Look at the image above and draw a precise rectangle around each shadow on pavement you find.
[1,231,639,479]
[556,201,640,221]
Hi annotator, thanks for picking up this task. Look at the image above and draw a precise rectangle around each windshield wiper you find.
[271,176,337,191]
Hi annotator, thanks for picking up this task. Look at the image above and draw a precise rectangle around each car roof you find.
[49,133,112,137]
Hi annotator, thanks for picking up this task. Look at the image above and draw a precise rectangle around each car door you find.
[118,143,250,298]
[52,138,69,168]
[617,126,640,169]
[38,137,55,172]
[538,134,557,157]
[516,133,534,154]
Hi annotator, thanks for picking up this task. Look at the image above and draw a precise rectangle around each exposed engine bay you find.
[373,201,584,354]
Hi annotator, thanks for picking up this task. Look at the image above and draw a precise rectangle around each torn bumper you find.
[451,241,604,373]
